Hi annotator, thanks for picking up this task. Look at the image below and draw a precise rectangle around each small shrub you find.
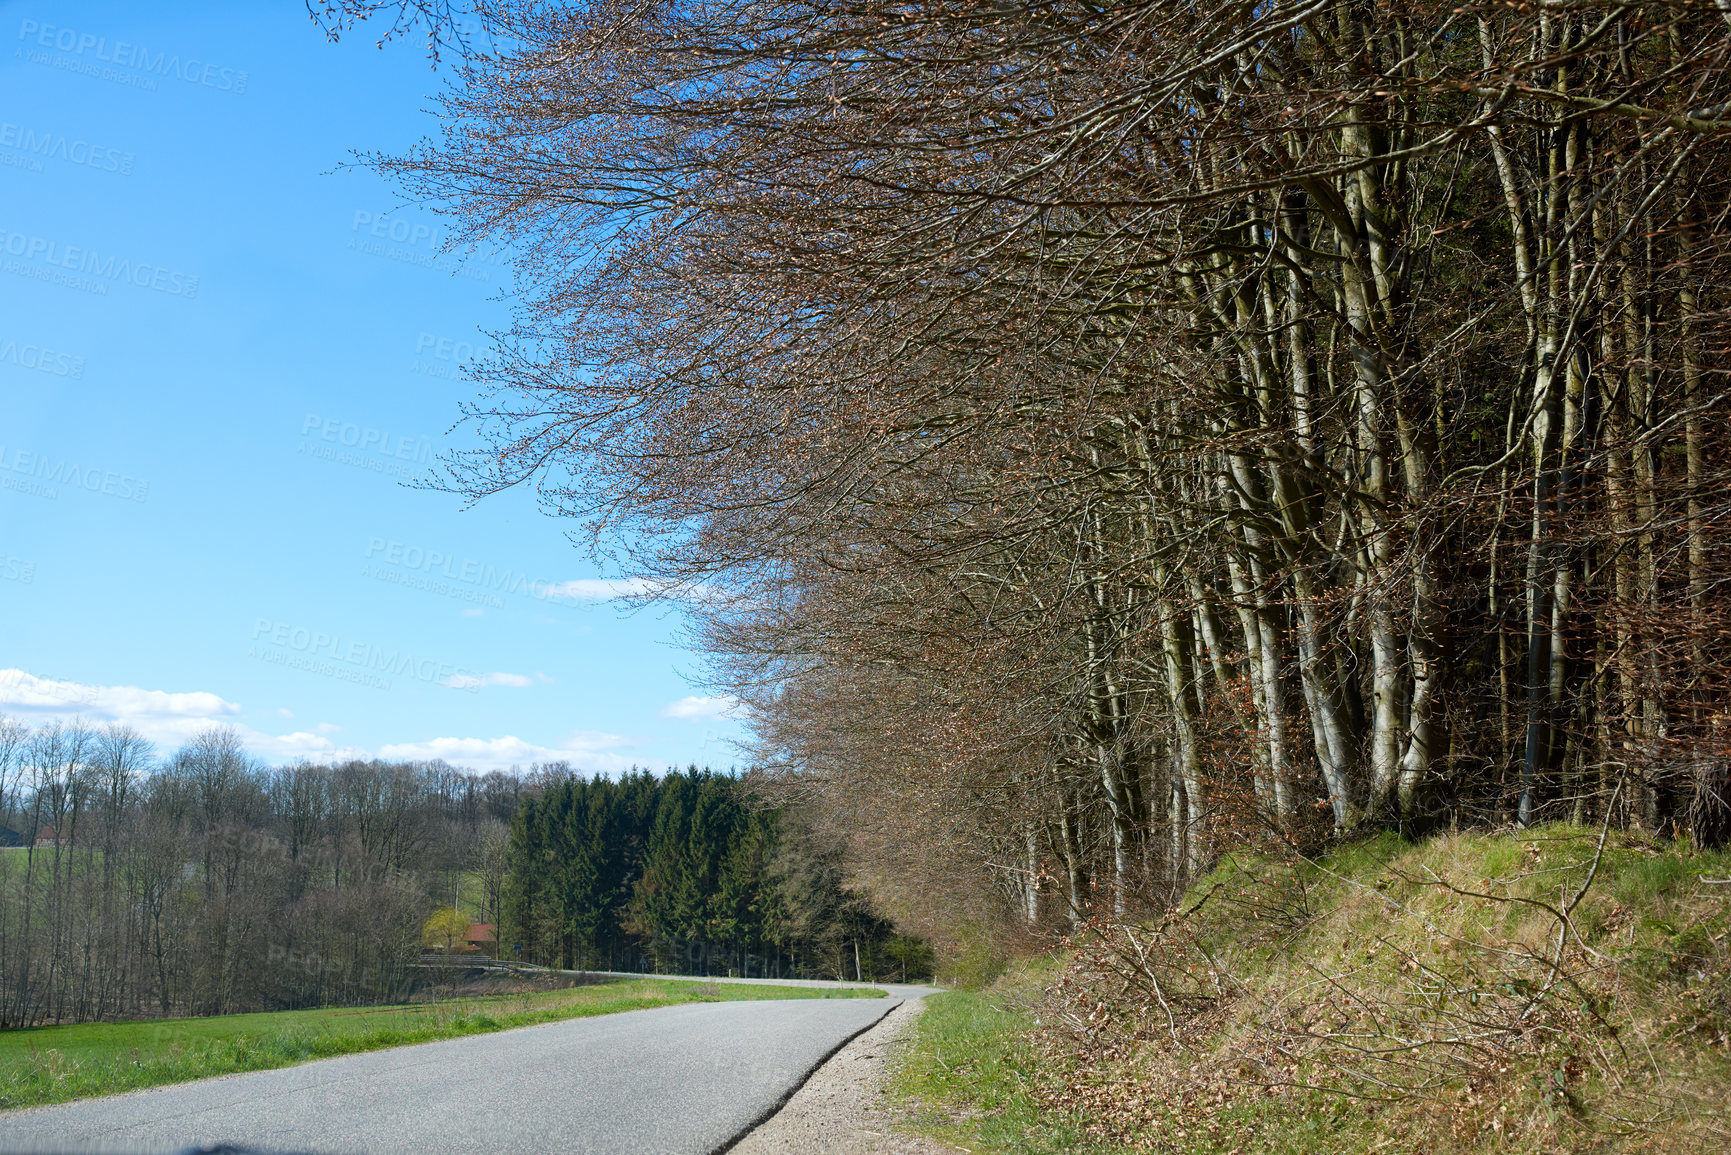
[941,922,1009,991]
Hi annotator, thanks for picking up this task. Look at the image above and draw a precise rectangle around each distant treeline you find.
[506,769,932,982]
[0,719,526,1027]
[0,717,922,1028]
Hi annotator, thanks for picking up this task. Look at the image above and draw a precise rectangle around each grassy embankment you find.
[894,826,1731,1154]
[0,978,882,1111]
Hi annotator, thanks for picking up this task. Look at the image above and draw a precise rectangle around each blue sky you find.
[0,1,744,772]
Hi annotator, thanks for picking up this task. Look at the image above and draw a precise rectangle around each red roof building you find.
[463,923,497,956]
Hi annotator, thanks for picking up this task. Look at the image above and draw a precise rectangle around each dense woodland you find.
[12,4,1731,1115]
[365,0,1731,953]
[0,718,912,1027]
[505,770,931,980]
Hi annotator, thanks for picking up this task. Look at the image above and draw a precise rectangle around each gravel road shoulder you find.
[731,999,962,1155]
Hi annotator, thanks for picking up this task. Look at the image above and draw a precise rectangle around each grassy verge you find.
[894,973,1090,1155]
[897,982,1380,1155]
[894,827,1731,1154]
[0,978,882,1111]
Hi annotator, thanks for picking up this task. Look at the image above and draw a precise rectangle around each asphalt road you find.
[559,971,938,1003]
[0,994,902,1155]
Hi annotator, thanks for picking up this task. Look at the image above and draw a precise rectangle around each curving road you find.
[0,986,922,1154]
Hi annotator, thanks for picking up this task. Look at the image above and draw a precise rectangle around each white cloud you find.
[539,578,726,605]
[441,671,533,689]
[246,730,370,762]
[0,669,239,720]
[537,578,657,601]
[0,669,357,759]
[376,731,630,773]
[660,695,743,720]
[277,707,295,719]
[0,668,242,746]
[0,669,648,775]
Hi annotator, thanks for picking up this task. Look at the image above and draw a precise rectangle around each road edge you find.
[709,997,903,1154]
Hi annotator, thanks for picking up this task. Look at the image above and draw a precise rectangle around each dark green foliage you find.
[502,768,930,981]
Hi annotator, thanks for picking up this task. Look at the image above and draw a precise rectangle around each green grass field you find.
[0,978,883,1111]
